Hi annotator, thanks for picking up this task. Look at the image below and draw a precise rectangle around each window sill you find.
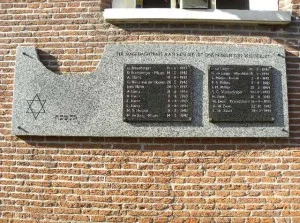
[104,8,291,24]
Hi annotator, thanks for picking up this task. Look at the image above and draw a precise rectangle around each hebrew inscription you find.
[123,64,192,122]
[209,65,274,122]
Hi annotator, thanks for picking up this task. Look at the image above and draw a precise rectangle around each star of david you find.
[26,94,46,120]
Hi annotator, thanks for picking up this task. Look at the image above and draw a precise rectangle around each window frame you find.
[112,0,279,10]
[106,0,290,24]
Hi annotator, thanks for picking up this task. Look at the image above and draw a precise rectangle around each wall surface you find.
[0,0,300,222]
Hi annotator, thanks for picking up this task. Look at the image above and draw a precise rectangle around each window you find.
[106,0,290,24]
[217,0,249,10]
[143,0,171,8]
[181,0,209,9]
[112,0,279,10]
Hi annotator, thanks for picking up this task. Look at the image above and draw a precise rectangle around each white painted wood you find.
[104,8,291,24]
[249,0,278,11]
[171,0,177,8]
[211,0,216,10]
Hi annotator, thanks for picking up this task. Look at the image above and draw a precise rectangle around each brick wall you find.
[279,0,292,11]
[1,0,300,222]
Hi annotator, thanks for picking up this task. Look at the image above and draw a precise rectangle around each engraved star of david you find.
[26,94,46,120]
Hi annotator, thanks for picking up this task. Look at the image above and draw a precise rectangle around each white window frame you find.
[112,0,278,10]
[249,0,278,11]
[105,0,291,24]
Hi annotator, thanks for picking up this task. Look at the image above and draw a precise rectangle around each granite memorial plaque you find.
[123,64,192,122]
[209,65,274,122]
[12,44,288,137]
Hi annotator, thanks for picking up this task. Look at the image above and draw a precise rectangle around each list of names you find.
[209,65,274,122]
[123,64,192,122]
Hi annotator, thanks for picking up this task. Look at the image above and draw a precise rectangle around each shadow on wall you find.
[17,134,292,150]
[37,49,62,75]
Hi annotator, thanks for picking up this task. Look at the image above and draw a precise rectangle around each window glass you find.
[217,0,249,9]
[143,0,170,8]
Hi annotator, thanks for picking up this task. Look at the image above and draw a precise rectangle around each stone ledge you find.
[104,9,291,24]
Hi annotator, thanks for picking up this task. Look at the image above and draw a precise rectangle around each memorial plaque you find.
[13,45,288,137]
[123,64,192,122]
[209,65,274,122]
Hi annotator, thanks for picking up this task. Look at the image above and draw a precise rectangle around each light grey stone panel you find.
[12,44,289,137]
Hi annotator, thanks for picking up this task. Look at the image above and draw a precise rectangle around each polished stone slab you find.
[123,64,192,122]
[209,65,274,122]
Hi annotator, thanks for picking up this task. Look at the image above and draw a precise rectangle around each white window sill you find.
[104,9,291,24]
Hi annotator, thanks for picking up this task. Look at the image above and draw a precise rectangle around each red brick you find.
[1,1,300,223]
